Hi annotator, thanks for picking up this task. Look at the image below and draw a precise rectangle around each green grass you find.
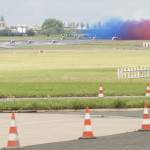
[0,98,149,110]
[0,41,150,97]
[0,47,150,70]
[0,69,149,97]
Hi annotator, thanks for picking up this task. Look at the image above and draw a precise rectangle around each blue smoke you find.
[83,17,150,40]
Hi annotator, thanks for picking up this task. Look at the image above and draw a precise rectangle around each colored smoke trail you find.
[84,18,150,40]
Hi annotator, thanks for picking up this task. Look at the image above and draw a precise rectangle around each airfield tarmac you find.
[0,40,92,48]
[0,110,145,149]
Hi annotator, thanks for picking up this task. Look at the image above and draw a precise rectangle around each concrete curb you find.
[0,96,148,102]
[0,108,143,113]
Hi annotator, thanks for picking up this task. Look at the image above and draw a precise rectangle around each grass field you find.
[0,69,149,97]
[0,40,150,98]
[0,98,150,110]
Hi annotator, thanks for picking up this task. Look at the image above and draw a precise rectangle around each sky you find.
[0,0,150,26]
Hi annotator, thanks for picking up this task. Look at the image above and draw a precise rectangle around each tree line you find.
[0,18,89,37]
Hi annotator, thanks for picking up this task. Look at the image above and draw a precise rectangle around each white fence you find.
[117,66,150,79]
[143,42,150,48]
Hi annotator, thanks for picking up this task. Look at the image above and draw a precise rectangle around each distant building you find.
[9,25,40,35]
[28,25,41,33]
[16,25,28,33]
[0,16,7,30]
[9,26,17,33]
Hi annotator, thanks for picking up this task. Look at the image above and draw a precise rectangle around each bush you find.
[26,29,35,36]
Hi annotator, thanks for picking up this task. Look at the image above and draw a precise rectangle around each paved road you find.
[7,131,150,150]
[40,109,143,118]
[0,112,141,148]
[92,110,143,118]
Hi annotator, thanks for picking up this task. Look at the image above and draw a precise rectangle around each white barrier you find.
[117,66,150,79]
[143,42,150,48]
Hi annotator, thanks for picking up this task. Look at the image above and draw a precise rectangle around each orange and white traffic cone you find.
[79,107,96,139]
[145,84,150,97]
[140,102,150,131]
[98,84,104,97]
[7,113,20,148]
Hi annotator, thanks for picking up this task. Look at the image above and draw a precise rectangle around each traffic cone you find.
[98,83,104,97]
[140,102,150,131]
[143,102,149,119]
[79,107,96,139]
[7,113,20,148]
[145,84,150,97]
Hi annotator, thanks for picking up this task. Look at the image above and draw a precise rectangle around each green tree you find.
[41,18,64,36]
[26,29,35,36]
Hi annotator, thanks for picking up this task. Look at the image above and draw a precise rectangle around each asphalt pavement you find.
[0,40,93,48]
[92,110,143,118]
[7,131,150,150]
[0,111,142,149]
[0,110,145,149]
[41,110,143,118]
